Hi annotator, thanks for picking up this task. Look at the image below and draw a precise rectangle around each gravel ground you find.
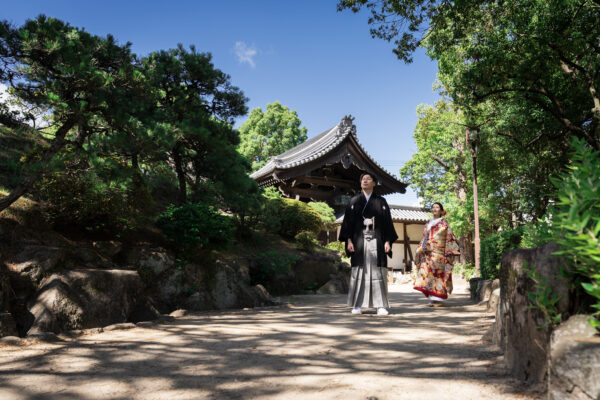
[0,278,544,400]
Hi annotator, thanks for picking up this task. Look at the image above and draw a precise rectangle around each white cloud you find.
[233,41,257,68]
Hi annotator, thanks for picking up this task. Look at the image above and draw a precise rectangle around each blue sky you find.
[4,1,440,206]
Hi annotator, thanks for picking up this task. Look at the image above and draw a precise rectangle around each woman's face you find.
[431,204,441,217]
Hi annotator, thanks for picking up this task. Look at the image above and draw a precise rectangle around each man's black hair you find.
[359,171,378,183]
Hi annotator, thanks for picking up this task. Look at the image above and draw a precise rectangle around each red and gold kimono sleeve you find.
[444,225,461,258]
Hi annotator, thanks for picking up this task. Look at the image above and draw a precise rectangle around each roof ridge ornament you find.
[338,115,356,137]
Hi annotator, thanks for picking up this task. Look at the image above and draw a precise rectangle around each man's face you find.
[361,174,375,191]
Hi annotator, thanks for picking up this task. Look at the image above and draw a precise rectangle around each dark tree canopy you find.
[0,15,141,211]
[339,0,600,148]
[0,16,258,224]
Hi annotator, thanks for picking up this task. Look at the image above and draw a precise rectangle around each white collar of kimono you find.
[362,191,372,203]
[427,217,443,229]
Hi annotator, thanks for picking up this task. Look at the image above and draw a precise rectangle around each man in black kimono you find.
[338,172,398,315]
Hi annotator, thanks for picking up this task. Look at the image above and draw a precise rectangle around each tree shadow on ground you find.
[0,285,541,400]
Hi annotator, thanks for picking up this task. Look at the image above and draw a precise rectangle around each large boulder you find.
[549,315,600,400]
[92,241,123,259]
[6,245,67,289]
[317,269,350,295]
[209,261,276,310]
[469,277,485,300]
[123,246,181,312]
[130,247,175,279]
[210,263,244,309]
[154,259,276,312]
[471,278,500,305]
[64,245,114,269]
[0,267,10,311]
[494,242,571,383]
[26,269,157,335]
[248,250,342,295]
[0,312,18,337]
[293,253,339,291]
[487,287,500,313]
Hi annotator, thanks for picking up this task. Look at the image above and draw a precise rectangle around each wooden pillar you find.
[404,223,414,271]
[403,222,408,269]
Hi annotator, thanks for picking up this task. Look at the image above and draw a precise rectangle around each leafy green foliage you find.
[250,250,300,286]
[342,0,599,277]
[0,15,142,211]
[551,139,600,327]
[141,46,253,208]
[325,241,345,254]
[238,101,308,172]
[295,231,318,253]
[156,203,234,256]
[325,241,350,263]
[525,263,563,330]
[0,16,262,249]
[340,1,600,149]
[399,101,467,206]
[261,186,283,200]
[480,228,524,280]
[260,198,322,239]
[307,201,336,231]
[35,168,134,237]
[521,215,554,249]
[453,262,476,281]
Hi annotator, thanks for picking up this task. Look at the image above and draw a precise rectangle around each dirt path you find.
[0,279,542,400]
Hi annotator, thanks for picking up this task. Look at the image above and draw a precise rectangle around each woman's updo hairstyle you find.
[433,202,447,216]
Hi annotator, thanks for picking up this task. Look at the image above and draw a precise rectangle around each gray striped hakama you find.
[346,231,389,309]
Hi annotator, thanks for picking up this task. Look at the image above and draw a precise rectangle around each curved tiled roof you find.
[250,121,349,179]
[335,205,430,224]
[250,116,404,190]
[389,205,430,222]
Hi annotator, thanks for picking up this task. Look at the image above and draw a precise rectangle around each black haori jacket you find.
[338,192,398,268]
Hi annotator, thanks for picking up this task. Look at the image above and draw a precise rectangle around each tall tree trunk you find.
[0,118,76,212]
[172,142,187,204]
[459,234,475,264]
[467,127,481,278]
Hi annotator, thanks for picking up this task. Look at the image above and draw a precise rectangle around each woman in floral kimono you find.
[413,202,460,307]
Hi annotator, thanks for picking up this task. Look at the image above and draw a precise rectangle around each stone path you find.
[0,279,542,400]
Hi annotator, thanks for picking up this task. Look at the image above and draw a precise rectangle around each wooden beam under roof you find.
[291,175,357,190]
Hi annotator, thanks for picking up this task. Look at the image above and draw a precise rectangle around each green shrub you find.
[325,241,345,253]
[480,227,524,280]
[551,138,600,327]
[524,263,563,329]
[295,230,317,252]
[251,250,300,285]
[260,198,322,238]
[156,202,234,255]
[307,201,336,231]
[325,241,350,264]
[521,214,554,249]
[261,186,282,200]
[453,262,476,281]
[35,169,135,236]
